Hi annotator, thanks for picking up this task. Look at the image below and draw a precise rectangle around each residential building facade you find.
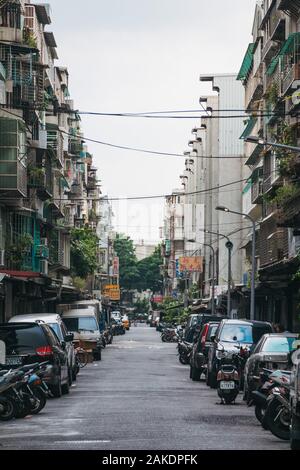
[239,0,300,330]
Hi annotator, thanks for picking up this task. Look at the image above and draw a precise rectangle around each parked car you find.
[9,314,77,383]
[61,308,102,360]
[184,313,226,343]
[190,322,220,381]
[207,319,273,388]
[0,322,70,397]
[244,333,299,401]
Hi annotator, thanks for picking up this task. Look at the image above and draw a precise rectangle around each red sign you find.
[112,257,119,276]
[153,295,163,304]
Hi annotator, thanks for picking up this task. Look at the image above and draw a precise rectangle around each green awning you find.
[237,43,255,81]
[240,117,257,140]
[267,32,300,76]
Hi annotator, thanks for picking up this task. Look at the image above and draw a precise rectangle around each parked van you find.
[61,308,102,360]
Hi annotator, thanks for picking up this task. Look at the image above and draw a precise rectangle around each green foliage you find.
[114,234,139,290]
[266,83,279,106]
[23,28,37,48]
[72,276,86,291]
[114,234,163,292]
[70,227,99,278]
[271,184,300,207]
[133,298,150,314]
[6,234,33,269]
[135,246,163,292]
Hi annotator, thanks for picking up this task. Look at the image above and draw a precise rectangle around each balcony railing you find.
[278,0,300,16]
[251,178,263,205]
[269,7,285,41]
[245,75,263,110]
[282,63,300,96]
[262,39,279,63]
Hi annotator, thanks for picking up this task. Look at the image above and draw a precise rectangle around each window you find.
[0,4,21,29]
[220,324,253,343]
[262,336,297,353]
[63,317,98,332]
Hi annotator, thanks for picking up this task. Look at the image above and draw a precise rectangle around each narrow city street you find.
[0,327,289,451]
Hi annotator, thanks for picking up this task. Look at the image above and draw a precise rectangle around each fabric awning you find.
[240,117,257,140]
[267,32,300,76]
[237,43,255,81]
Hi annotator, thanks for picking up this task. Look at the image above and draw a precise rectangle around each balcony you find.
[276,189,300,227]
[282,63,300,96]
[278,0,300,16]
[47,128,64,167]
[262,39,279,63]
[245,75,263,111]
[28,169,52,201]
[0,118,27,197]
[269,7,285,41]
[251,169,264,205]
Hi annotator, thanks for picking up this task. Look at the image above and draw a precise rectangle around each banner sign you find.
[179,256,203,273]
[102,284,120,301]
[112,257,119,276]
[152,295,163,304]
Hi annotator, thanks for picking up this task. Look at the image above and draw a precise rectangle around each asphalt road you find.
[0,326,289,450]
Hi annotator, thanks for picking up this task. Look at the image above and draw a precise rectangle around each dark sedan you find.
[244,333,299,400]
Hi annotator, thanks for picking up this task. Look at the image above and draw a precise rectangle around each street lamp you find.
[187,239,216,315]
[245,136,300,153]
[216,206,256,321]
[202,229,233,318]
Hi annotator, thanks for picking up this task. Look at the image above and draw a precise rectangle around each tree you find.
[113,234,139,289]
[136,246,163,293]
[70,227,99,278]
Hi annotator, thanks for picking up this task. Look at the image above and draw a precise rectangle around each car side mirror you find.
[65,333,74,343]
[210,335,216,342]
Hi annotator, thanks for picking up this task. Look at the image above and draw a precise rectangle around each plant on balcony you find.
[72,276,86,292]
[271,183,300,208]
[266,82,279,106]
[6,235,33,270]
[23,28,37,49]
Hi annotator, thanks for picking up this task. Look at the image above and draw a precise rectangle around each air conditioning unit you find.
[40,238,48,247]
[0,250,5,266]
[40,260,48,276]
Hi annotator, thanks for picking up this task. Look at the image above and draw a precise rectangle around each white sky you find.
[37,0,256,243]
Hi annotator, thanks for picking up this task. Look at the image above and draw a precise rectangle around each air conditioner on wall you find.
[40,238,48,247]
[40,260,48,276]
[0,250,4,266]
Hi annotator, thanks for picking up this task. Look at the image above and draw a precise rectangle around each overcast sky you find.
[38,0,256,243]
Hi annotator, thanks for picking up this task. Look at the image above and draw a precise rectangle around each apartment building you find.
[239,0,300,330]
[0,1,109,321]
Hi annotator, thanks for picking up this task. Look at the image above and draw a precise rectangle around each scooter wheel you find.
[0,397,15,421]
[30,389,47,415]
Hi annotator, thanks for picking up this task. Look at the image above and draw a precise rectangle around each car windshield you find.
[63,317,98,332]
[220,324,253,344]
[48,323,63,340]
[262,336,297,353]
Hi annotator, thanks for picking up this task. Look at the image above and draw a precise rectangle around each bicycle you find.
[75,347,89,371]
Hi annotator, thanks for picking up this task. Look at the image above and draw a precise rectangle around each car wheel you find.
[94,349,102,361]
[51,375,62,398]
[62,379,70,395]
[210,369,217,389]
[68,366,73,386]
[206,369,211,387]
[291,414,300,450]
[191,367,201,382]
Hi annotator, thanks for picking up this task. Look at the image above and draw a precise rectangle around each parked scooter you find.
[0,362,51,421]
[177,340,193,365]
[161,328,179,343]
[217,345,250,405]
[263,370,291,441]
